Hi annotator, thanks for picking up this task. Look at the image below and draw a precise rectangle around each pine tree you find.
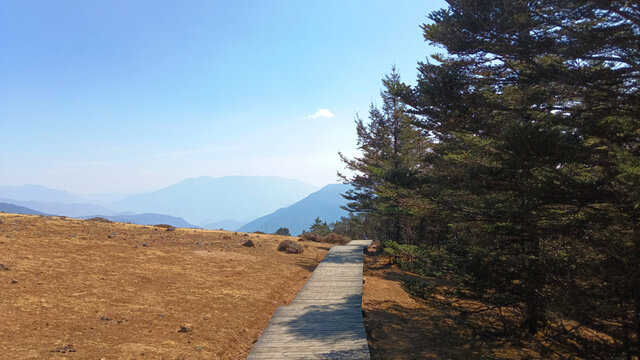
[274,227,291,236]
[340,1,638,355]
[340,68,428,243]
[392,0,640,355]
[308,217,331,236]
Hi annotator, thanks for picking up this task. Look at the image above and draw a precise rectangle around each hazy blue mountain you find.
[110,176,318,226]
[0,184,80,203]
[76,193,129,206]
[203,219,248,231]
[237,183,351,235]
[0,198,119,218]
[0,203,49,216]
[80,213,197,228]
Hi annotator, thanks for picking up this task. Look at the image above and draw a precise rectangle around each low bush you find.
[278,240,304,254]
[300,232,349,245]
[274,227,291,236]
[86,217,113,223]
[322,232,349,245]
[384,240,449,277]
[401,278,434,300]
[155,224,176,231]
[300,232,322,242]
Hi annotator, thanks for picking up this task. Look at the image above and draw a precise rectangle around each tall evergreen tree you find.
[343,0,639,357]
[340,69,428,243]
[392,0,640,354]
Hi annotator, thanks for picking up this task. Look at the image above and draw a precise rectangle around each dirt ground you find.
[0,214,329,359]
[362,252,541,360]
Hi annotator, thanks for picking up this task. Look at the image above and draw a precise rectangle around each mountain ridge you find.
[0,198,120,218]
[237,183,351,235]
[110,176,319,226]
[79,213,197,228]
[0,184,81,203]
[0,202,49,216]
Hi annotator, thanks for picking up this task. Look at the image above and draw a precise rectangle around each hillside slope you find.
[0,213,328,359]
[80,213,197,228]
[202,219,247,231]
[0,203,48,216]
[0,199,119,218]
[238,183,350,235]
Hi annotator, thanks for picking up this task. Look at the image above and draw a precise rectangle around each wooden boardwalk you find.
[247,240,373,360]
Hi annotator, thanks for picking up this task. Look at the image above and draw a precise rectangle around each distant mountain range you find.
[203,219,247,231]
[0,184,81,203]
[0,198,120,218]
[0,185,127,206]
[0,201,195,228]
[110,176,318,226]
[238,183,351,236]
[79,213,197,228]
[0,202,49,216]
[0,185,196,227]
[0,177,343,231]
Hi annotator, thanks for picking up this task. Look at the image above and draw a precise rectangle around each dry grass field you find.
[362,253,540,360]
[0,213,330,359]
[361,252,604,359]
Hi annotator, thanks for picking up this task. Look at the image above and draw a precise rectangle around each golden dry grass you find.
[363,253,542,360]
[0,214,329,359]
[362,252,622,360]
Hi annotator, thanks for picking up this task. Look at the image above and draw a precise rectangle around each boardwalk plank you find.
[246,240,372,359]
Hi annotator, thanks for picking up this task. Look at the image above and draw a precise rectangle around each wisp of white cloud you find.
[307,108,335,119]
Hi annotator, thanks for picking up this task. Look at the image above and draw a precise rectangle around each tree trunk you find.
[394,215,401,243]
[634,222,640,358]
[523,231,544,335]
[634,293,639,358]
[622,301,631,360]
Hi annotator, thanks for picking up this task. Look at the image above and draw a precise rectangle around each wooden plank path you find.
[247,240,373,360]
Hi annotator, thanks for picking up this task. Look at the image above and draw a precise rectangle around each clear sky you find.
[0,0,445,194]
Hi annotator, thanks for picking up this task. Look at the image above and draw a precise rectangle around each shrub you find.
[274,227,291,236]
[322,232,349,245]
[253,231,265,234]
[300,232,349,245]
[155,224,176,231]
[300,232,322,242]
[383,240,420,260]
[86,217,113,223]
[278,240,304,254]
[402,278,433,300]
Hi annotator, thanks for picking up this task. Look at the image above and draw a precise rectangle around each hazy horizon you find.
[0,174,330,197]
[1,1,443,193]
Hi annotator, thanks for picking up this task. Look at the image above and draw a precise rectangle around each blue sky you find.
[0,0,445,194]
